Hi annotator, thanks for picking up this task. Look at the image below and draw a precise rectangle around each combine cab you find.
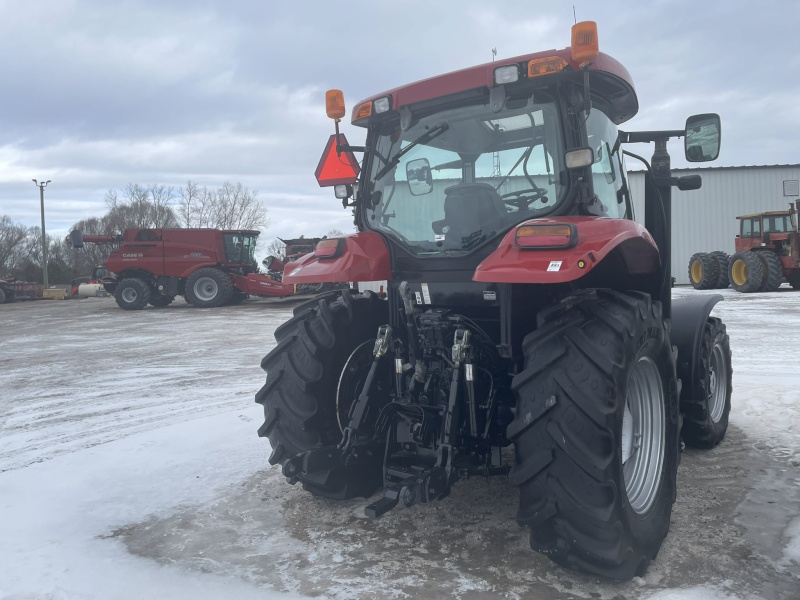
[256,22,731,580]
[71,228,294,309]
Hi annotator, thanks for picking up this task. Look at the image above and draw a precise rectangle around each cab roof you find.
[353,48,638,126]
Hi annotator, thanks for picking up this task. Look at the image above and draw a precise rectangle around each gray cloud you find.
[1,0,798,253]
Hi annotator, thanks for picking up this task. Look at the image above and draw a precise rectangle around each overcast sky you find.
[1,0,798,252]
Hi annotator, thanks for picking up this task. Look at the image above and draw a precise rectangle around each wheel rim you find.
[121,287,138,303]
[708,342,728,423]
[690,260,703,283]
[194,277,218,301]
[731,259,748,286]
[622,356,665,514]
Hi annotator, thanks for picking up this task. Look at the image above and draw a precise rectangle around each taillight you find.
[315,238,344,258]
[515,224,577,249]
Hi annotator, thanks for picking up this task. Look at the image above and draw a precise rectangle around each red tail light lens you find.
[315,238,344,258]
[515,224,577,248]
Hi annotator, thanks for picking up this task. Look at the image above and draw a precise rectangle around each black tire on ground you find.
[255,290,389,499]
[114,278,151,310]
[728,251,765,293]
[709,251,730,289]
[148,294,175,308]
[688,252,719,290]
[789,271,800,290]
[679,318,732,449]
[757,251,783,292]
[508,289,680,580]
[184,268,234,308]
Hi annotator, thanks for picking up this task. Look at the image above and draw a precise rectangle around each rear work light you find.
[515,223,577,249]
[494,65,519,84]
[314,238,345,258]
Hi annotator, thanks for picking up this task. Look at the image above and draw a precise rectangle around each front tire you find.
[680,318,732,448]
[114,278,151,310]
[255,290,388,499]
[728,251,765,293]
[508,289,680,580]
[185,268,233,308]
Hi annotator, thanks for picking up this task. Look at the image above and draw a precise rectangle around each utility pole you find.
[32,178,51,288]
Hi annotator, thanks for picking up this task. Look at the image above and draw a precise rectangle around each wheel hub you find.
[195,277,218,301]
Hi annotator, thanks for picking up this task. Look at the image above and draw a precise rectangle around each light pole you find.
[32,178,51,288]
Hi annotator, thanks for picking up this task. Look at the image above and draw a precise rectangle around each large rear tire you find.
[185,268,233,308]
[680,318,732,448]
[728,251,765,293]
[148,294,175,308]
[688,252,719,290]
[757,251,783,292]
[508,289,680,580]
[114,278,151,310]
[255,290,388,499]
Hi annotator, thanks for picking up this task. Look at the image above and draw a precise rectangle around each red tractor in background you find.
[70,228,294,309]
[689,201,800,292]
[255,22,732,580]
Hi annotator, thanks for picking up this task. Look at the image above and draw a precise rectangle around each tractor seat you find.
[433,183,508,249]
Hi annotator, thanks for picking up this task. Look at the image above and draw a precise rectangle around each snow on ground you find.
[0,289,799,599]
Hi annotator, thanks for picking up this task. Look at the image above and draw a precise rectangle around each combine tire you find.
[728,251,765,293]
[114,278,151,310]
[757,252,783,292]
[688,252,719,290]
[256,290,389,499]
[185,268,233,308]
[680,318,732,448]
[228,291,248,305]
[508,289,679,580]
[148,294,175,308]
[709,251,730,288]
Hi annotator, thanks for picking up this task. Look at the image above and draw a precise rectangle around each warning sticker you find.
[415,292,423,305]
[547,261,562,272]
[421,283,432,304]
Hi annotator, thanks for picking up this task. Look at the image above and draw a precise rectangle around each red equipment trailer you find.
[70,228,294,309]
[255,21,731,580]
[0,278,42,303]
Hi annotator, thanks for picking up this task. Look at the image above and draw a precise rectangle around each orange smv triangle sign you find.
[314,134,360,187]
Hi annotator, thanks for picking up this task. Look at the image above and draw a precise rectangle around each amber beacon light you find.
[571,21,599,66]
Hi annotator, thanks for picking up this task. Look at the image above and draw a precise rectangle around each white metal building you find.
[628,165,800,285]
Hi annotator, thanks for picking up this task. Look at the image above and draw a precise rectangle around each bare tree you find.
[265,238,285,259]
[104,183,180,231]
[0,215,31,276]
[326,228,345,238]
[178,180,269,230]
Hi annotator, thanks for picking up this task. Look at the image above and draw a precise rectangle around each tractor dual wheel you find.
[255,290,389,499]
[185,268,234,308]
[709,251,730,289]
[688,252,720,290]
[114,278,151,310]
[680,318,732,449]
[508,289,680,580]
[728,251,765,293]
[758,251,783,292]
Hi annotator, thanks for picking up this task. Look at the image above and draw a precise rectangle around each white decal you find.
[415,292,423,304]
[290,266,302,276]
[421,283,431,304]
[547,261,562,272]
[483,290,497,301]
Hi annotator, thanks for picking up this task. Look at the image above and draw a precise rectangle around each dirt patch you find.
[116,426,799,599]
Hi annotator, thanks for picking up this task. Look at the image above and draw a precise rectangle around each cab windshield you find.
[364,93,565,256]
[223,233,257,264]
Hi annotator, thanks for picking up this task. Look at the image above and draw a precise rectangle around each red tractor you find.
[689,202,800,292]
[263,237,347,294]
[256,22,731,580]
[70,228,294,309]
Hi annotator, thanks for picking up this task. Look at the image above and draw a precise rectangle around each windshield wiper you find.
[374,121,449,180]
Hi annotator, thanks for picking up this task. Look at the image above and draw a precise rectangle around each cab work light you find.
[515,223,577,249]
[315,238,344,258]
[373,96,391,113]
[494,65,519,84]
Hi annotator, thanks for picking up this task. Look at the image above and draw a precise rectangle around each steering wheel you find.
[500,188,549,211]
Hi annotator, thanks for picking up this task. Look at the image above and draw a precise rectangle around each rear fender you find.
[473,217,660,284]
[283,231,391,284]
[671,294,724,396]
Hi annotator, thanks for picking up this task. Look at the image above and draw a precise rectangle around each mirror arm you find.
[618,129,685,144]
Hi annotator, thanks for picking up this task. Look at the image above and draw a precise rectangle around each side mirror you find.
[685,113,721,162]
[406,158,433,196]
